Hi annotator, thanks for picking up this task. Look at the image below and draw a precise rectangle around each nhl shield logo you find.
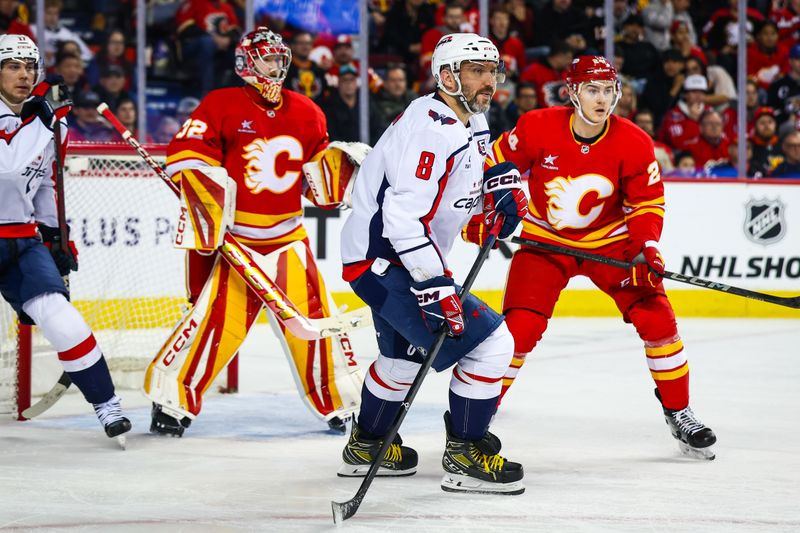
[743,198,786,245]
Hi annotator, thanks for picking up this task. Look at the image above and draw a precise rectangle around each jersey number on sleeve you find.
[175,119,208,140]
[646,161,661,186]
[415,151,436,180]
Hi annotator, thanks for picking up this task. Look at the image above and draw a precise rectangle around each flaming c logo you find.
[544,174,614,229]
[242,136,304,194]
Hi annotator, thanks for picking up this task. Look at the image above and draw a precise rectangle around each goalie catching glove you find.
[173,167,237,253]
[627,240,665,288]
[302,141,371,208]
[410,276,465,336]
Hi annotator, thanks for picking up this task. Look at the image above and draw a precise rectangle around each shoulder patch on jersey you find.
[428,109,458,125]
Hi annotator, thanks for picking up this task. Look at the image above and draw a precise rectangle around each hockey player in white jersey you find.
[338,33,530,494]
[0,34,130,439]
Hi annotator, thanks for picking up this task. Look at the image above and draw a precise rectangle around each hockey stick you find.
[96,103,372,339]
[20,372,71,419]
[510,236,800,310]
[331,218,504,524]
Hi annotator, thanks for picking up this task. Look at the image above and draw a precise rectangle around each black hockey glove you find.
[38,224,79,276]
[20,95,56,129]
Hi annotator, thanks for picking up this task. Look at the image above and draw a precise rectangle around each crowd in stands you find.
[3,0,800,178]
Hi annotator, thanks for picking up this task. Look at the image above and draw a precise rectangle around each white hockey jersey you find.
[0,99,65,237]
[341,93,490,282]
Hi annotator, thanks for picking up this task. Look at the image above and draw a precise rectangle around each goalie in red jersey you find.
[143,27,365,436]
[474,55,717,459]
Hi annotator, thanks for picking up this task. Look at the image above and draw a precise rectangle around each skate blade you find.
[678,441,715,460]
[440,473,525,495]
[337,463,417,477]
[116,435,127,450]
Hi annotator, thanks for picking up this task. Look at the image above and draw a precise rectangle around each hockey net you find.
[0,143,235,419]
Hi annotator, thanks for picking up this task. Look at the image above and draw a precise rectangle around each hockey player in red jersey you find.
[143,27,363,436]
[482,55,717,459]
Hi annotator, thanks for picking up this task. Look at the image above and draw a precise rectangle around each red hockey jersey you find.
[490,107,664,250]
[165,85,329,247]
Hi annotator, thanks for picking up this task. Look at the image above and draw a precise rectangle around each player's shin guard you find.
[645,334,690,411]
[22,292,115,404]
[357,355,418,437]
[499,308,548,404]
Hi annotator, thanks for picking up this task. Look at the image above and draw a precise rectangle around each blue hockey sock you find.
[67,356,115,405]
[448,389,498,441]
[356,385,403,439]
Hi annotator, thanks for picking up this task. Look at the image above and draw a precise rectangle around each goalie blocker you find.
[173,167,237,252]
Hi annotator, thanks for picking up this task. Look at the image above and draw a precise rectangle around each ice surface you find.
[1,318,798,532]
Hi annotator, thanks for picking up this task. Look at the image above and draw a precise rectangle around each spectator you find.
[770,0,800,42]
[670,20,707,65]
[749,106,782,177]
[420,2,465,81]
[434,0,478,31]
[86,29,134,91]
[614,81,637,120]
[658,73,710,151]
[325,35,383,93]
[701,0,764,77]
[705,139,752,177]
[503,81,538,127]
[611,0,635,35]
[618,15,662,84]
[634,108,675,173]
[767,43,800,127]
[153,115,181,144]
[285,31,327,100]
[488,8,526,79]
[317,64,359,142]
[93,65,130,113]
[668,151,700,177]
[53,51,88,103]
[114,97,153,143]
[69,91,116,142]
[642,0,674,52]
[685,109,731,170]
[747,20,789,91]
[175,0,241,97]
[684,55,737,108]
[672,0,698,46]
[640,48,685,127]
[0,0,34,40]
[772,131,800,177]
[176,96,200,126]
[532,0,590,49]
[519,41,573,108]
[31,0,93,69]
[380,0,436,74]
[370,64,416,144]
[505,0,535,44]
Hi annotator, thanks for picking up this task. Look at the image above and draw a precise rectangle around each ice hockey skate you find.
[150,403,192,437]
[338,422,418,477]
[93,395,131,449]
[440,412,524,495]
[656,389,717,460]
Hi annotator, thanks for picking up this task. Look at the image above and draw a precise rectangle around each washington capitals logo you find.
[428,109,458,125]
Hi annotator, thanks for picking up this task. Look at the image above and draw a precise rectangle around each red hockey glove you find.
[38,224,79,276]
[628,240,665,288]
[410,276,465,336]
[482,162,528,239]
[461,214,499,248]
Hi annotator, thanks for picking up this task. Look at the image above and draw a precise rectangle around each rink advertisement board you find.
[66,177,800,319]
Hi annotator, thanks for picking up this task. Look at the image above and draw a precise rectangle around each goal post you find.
[0,142,237,419]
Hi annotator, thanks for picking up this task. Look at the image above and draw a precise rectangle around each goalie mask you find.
[235,27,291,104]
[431,33,505,116]
[0,34,43,91]
[566,55,621,126]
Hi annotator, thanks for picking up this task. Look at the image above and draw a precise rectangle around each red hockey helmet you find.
[235,27,291,104]
[566,55,621,125]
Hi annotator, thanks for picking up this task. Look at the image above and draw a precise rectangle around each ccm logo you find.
[416,290,440,304]
[484,174,521,191]
[162,319,198,366]
[339,336,358,367]
[174,206,188,245]
[453,196,481,210]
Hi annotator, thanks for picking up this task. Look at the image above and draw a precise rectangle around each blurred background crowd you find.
[3,0,800,178]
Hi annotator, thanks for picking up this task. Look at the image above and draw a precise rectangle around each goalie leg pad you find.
[143,254,261,419]
[174,167,236,252]
[253,239,363,421]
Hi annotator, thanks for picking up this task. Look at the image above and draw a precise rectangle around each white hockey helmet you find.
[431,33,505,115]
[235,27,291,104]
[0,34,43,84]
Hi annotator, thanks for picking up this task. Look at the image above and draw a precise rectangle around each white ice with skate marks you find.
[1,318,799,532]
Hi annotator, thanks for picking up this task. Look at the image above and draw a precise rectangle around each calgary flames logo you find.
[544,173,614,230]
[242,136,303,194]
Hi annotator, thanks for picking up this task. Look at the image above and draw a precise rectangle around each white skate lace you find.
[672,407,706,435]
[93,395,125,428]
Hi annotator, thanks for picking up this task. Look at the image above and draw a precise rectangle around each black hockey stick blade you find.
[510,236,800,309]
[331,219,503,524]
[21,372,72,419]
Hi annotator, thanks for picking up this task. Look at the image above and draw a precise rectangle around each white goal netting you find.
[0,143,192,417]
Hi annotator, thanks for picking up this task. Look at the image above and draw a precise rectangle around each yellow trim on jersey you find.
[527,200,544,220]
[166,150,222,167]
[624,197,665,208]
[233,225,307,247]
[521,221,628,249]
[645,340,684,357]
[626,207,665,220]
[650,364,689,381]
[491,138,507,164]
[581,218,627,241]
[569,114,610,145]
[234,209,303,227]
